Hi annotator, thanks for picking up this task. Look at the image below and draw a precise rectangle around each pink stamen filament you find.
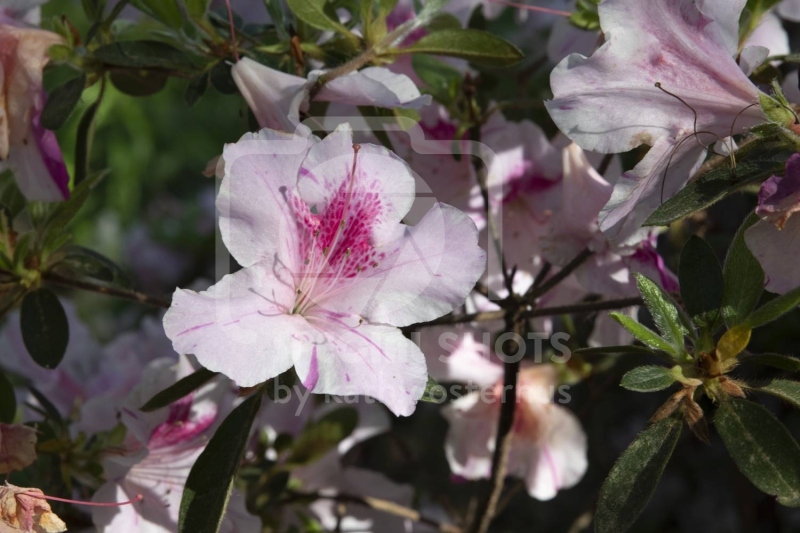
[488,0,572,17]
[20,492,144,507]
[224,0,240,61]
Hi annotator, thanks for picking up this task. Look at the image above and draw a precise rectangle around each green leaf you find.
[569,0,600,30]
[41,74,86,131]
[634,274,685,352]
[744,285,800,329]
[392,29,524,67]
[185,72,209,107]
[596,417,682,533]
[109,69,168,97]
[0,371,16,424]
[140,368,218,412]
[20,289,69,370]
[43,170,107,236]
[741,353,800,372]
[620,366,677,392]
[286,408,358,466]
[716,399,800,506]
[130,0,184,28]
[679,236,723,328]
[723,213,764,327]
[53,245,131,287]
[574,345,660,356]
[756,380,800,409]
[81,0,107,20]
[760,92,796,126]
[420,375,447,403]
[209,61,238,95]
[646,160,784,226]
[717,324,752,360]
[93,41,193,70]
[183,0,210,18]
[609,312,678,358]
[179,390,263,533]
[412,54,462,104]
[73,94,103,186]
[28,386,64,425]
[286,0,354,36]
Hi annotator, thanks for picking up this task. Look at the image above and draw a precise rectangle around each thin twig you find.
[285,491,462,533]
[527,248,593,301]
[42,272,171,309]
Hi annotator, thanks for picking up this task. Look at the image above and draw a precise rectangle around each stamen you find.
[20,491,144,507]
[488,0,571,17]
[224,0,239,62]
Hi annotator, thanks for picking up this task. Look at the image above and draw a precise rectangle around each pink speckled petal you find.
[315,203,485,327]
[163,263,317,387]
[293,315,427,417]
[217,128,314,268]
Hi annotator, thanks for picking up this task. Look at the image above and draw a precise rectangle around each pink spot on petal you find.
[303,347,320,390]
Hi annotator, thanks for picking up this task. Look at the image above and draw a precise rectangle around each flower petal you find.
[230,57,307,132]
[745,216,800,295]
[293,317,427,417]
[163,264,316,387]
[315,67,431,110]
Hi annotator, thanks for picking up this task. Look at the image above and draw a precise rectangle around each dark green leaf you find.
[740,353,800,372]
[0,371,16,423]
[420,375,447,403]
[179,390,263,533]
[109,69,168,97]
[394,29,524,67]
[20,289,69,370]
[41,74,86,131]
[183,0,210,18]
[43,170,107,234]
[412,54,462,103]
[286,0,354,35]
[210,61,238,95]
[620,366,677,392]
[756,380,800,409]
[609,312,678,357]
[596,417,682,533]
[744,285,800,329]
[634,274,685,352]
[0,170,26,219]
[646,159,784,226]
[53,245,131,286]
[28,386,63,425]
[574,345,660,356]
[185,72,209,106]
[723,213,764,327]
[287,408,358,466]
[716,399,800,506]
[81,0,107,20]
[679,236,723,328]
[73,94,103,186]
[130,0,183,28]
[265,368,297,401]
[141,368,218,412]
[93,41,192,70]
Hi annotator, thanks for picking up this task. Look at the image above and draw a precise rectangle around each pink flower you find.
[442,363,587,500]
[778,0,800,21]
[163,124,486,416]
[231,58,431,133]
[0,14,70,201]
[91,356,259,532]
[546,0,765,242]
[745,154,800,295]
[0,424,36,474]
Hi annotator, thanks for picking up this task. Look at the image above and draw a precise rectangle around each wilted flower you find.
[0,10,70,201]
[165,123,485,416]
[0,484,66,533]
[546,0,766,242]
[0,424,36,474]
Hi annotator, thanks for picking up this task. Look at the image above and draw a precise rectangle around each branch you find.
[42,272,171,309]
[285,491,462,533]
[525,248,592,301]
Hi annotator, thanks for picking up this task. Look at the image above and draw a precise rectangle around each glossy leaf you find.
[394,29,524,67]
[20,289,69,370]
[93,41,192,70]
[620,366,677,393]
[109,69,168,97]
[41,74,86,130]
[722,213,764,327]
[609,312,678,357]
[286,0,353,36]
[596,417,682,533]
[179,390,263,532]
[140,368,218,412]
[130,0,183,28]
[679,236,723,328]
[716,399,800,506]
[743,285,800,329]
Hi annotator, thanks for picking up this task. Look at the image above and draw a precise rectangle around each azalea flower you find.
[746,154,800,294]
[164,124,486,416]
[0,424,36,474]
[546,0,766,242]
[91,355,259,532]
[0,0,48,25]
[0,6,70,201]
[231,58,431,133]
[440,361,587,500]
[778,0,800,21]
